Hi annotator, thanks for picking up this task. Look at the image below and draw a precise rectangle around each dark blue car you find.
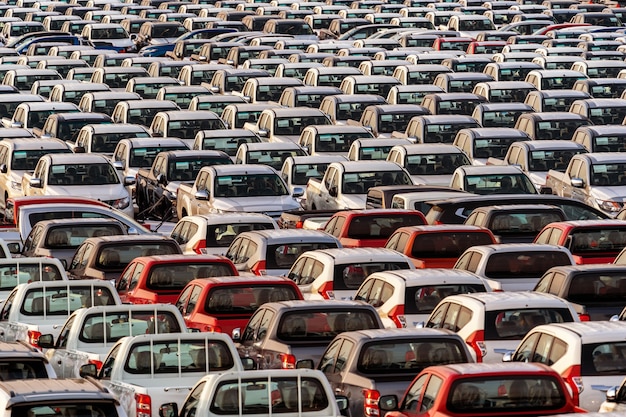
[138,28,236,57]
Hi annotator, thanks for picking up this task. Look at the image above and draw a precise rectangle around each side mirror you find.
[113,160,125,170]
[335,396,349,412]
[296,359,314,369]
[10,121,22,128]
[29,178,42,188]
[329,186,337,197]
[610,314,620,321]
[257,129,268,137]
[242,95,251,103]
[194,189,209,200]
[210,86,219,93]
[302,145,309,154]
[158,403,178,417]
[292,187,304,198]
[571,177,584,188]
[378,395,398,412]
[606,386,618,402]
[37,334,54,348]
[123,176,136,186]
[79,363,98,378]
[7,242,20,254]
[0,164,6,174]
[156,173,167,185]
[74,146,85,153]
[242,357,255,370]
[502,351,513,362]
[232,327,241,342]
[130,33,137,41]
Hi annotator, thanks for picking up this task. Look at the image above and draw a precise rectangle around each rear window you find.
[266,242,338,269]
[489,212,563,235]
[206,223,275,249]
[204,285,299,314]
[334,262,411,290]
[411,232,494,258]
[357,339,468,375]
[484,251,572,279]
[486,308,574,340]
[79,309,183,343]
[21,285,117,316]
[566,271,626,304]
[201,137,261,156]
[210,376,329,415]
[0,359,49,380]
[582,342,626,375]
[277,309,379,341]
[406,284,487,314]
[147,262,236,291]
[447,376,566,412]
[125,339,235,374]
[96,243,180,270]
[0,263,64,290]
[569,228,626,254]
[45,225,124,249]
[347,214,425,239]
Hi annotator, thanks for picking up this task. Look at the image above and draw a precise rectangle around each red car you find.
[385,225,497,268]
[466,41,506,55]
[534,219,626,264]
[432,37,474,52]
[175,276,303,335]
[116,254,238,304]
[323,209,427,248]
[379,362,585,417]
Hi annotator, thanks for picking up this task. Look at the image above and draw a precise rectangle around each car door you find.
[237,307,275,368]
[47,314,76,378]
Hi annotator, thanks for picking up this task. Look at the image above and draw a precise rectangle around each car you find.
[387,144,471,186]
[510,321,626,411]
[463,205,566,244]
[224,230,341,276]
[379,362,584,417]
[454,243,575,291]
[318,328,474,417]
[449,165,538,195]
[21,218,127,269]
[534,264,626,321]
[534,220,626,265]
[175,275,302,334]
[385,225,498,269]
[170,213,278,255]
[426,292,579,363]
[355,269,491,328]
[287,248,415,301]
[234,300,384,369]
[68,235,182,282]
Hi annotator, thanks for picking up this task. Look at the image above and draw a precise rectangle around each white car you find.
[287,248,415,301]
[513,321,626,412]
[170,213,278,255]
[355,269,493,329]
[426,292,579,363]
[453,243,575,291]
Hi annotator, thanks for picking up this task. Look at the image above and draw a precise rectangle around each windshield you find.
[129,146,188,168]
[203,285,299,314]
[316,132,371,153]
[411,232,494,258]
[589,107,626,125]
[247,149,306,170]
[541,76,586,90]
[45,225,124,249]
[406,153,470,175]
[464,174,537,195]
[591,163,626,186]
[168,119,224,138]
[152,24,187,38]
[485,251,573,279]
[425,123,479,143]
[48,163,119,186]
[498,67,534,81]
[274,116,330,136]
[407,284,486,314]
[12,149,69,171]
[168,157,232,181]
[343,170,412,194]
[276,309,379,341]
[0,262,65,290]
[81,309,183,343]
[215,173,289,197]
[91,27,128,39]
[28,108,81,130]
[201,136,261,156]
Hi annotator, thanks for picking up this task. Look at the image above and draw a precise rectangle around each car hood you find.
[410,174,452,186]
[45,184,127,201]
[212,196,300,213]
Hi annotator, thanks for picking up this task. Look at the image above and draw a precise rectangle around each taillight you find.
[466,330,486,363]
[203,324,222,333]
[295,220,304,228]
[563,365,582,406]
[251,260,267,276]
[578,313,591,321]
[318,281,334,299]
[388,305,406,328]
[89,359,103,370]
[278,353,296,369]
[136,393,151,417]
[434,220,444,225]
[192,239,207,254]
[28,330,41,348]
[363,389,380,417]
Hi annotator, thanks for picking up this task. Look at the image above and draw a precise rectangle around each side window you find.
[354,278,374,302]
[56,314,75,349]
[225,237,243,262]
[0,290,16,321]
[319,339,341,374]
[242,309,264,342]
[185,285,202,315]
[255,309,274,342]
[180,381,205,417]
[442,303,461,331]
[117,263,136,292]
[128,263,144,291]
[323,168,335,190]
[513,331,539,362]
[402,374,428,412]
[335,339,353,373]
[421,376,443,412]
[426,303,449,329]
[287,257,307,283]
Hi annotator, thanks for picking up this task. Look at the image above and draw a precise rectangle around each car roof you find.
[397,143,465,154]
[444,291,573,309]
[48,153,109,164]
[0,378,115,405]
[340,327,460,341]
[310,247,412,261]
[518,140,586,151]
[464,242,572,254]
[532,321,626,344]
[459,127,530,138]
[370,268,485,285]
[338,160,408,172]
[577,152,626,164]
[456,165,525,175]
[211,164,277,175]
